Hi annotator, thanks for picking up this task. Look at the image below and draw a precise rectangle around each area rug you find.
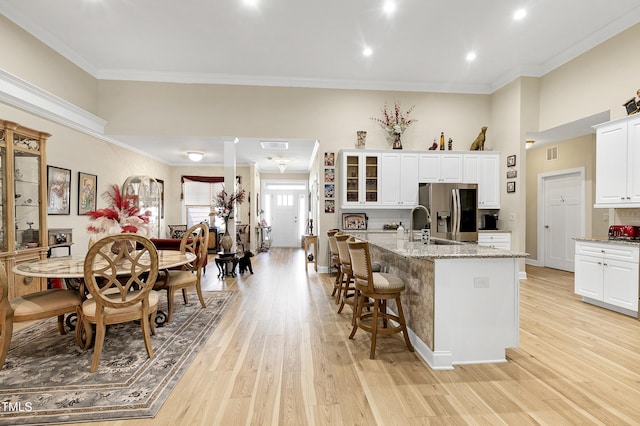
[0,290,236,425]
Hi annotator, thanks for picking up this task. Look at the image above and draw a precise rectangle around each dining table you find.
[12,249,197,330]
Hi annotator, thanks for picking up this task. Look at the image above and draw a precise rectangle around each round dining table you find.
[12,250,197,331]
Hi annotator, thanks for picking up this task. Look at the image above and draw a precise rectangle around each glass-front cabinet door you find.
[341,151,379,207]
[14,147,41,250]
[0,135,6,252]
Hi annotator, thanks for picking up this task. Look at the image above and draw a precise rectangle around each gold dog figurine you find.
[470,126,487,150]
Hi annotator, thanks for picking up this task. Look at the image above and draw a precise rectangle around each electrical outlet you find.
[509,213,516,221]
[474,277,490,288]
[603,213,609,222]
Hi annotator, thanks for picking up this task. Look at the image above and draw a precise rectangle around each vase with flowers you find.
[370,100,417,149]
[214,187,246,252]
[86,185,152,250]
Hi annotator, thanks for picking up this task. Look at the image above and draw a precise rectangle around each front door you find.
[263,181,308,247]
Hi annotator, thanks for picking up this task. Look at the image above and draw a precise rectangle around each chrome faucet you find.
[409,205,431,242]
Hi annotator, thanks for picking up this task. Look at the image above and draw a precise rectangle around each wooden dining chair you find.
[0,263,82,369]
[78,234,159,373]
[154,223,209,323]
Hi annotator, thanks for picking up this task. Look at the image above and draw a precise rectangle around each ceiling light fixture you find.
[187,151,204,162]
[466,52,477,62]
[363,47,373,57]
[513,9,527,20]
[383,1,396,15]
[525,139,535,149]
[275,159,291,173]
[243,0,259,7]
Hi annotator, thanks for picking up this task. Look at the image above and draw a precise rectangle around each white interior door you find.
[263,181,308,247]
[542,171,583,272]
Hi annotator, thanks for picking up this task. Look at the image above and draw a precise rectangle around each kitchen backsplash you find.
[613,208,640,225]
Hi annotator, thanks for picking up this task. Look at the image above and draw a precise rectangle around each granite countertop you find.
[349,232,528,259]
[574,236,640,247]
[478,229,511,233]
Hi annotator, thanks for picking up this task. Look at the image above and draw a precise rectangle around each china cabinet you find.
[0,119,50,298]
[340,151,380,208]
[123,175,161,238]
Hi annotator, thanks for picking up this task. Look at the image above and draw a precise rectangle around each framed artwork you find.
[324,199,335,213]
[47,166,71,215]
[324,168,335,182]
[324,152,335,167]
[324,183,335,199]
[507,155,516,167]
[506,169,517,179]
[154,178,165,219]
[77,171,97,215]
[507,181,516,193]
[342,213,367,230]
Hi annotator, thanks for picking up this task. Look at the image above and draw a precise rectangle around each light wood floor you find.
[71,248,640,425]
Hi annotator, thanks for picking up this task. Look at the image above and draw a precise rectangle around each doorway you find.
[537,168,585,272]
[262,180,308,247]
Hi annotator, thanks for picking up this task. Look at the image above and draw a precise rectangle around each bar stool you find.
[347,237,414,359]
[327,229,341,297]
[334,233,356,313]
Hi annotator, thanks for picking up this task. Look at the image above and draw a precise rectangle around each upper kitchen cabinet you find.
[418,153,463,183]
[594,115,640,207]
[0,119,50,298]
[340,151,380,208]
[463,152,500,209]
[379,152,419,207]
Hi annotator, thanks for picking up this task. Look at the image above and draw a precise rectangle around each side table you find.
[303,235,318,272]
[216,252,239,278]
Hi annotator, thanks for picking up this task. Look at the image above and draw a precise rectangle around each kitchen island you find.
[349,232,528,370]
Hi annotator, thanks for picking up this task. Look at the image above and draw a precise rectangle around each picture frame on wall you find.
[324,183,335,199]
[507,181,516,193]
[506,169,517,179]
[506,155,516,167]
[324,199,335,213]
[324,152,335,167]
[77,171,97,215]
[47,165,71,215]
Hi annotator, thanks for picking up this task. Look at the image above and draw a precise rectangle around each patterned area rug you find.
[0,291,236,425]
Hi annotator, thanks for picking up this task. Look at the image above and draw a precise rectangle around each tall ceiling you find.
[2,0,640,170]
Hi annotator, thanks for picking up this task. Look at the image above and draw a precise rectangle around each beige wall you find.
[524,134,606,261]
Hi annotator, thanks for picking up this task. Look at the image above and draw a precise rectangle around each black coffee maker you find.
[482,214,499,230]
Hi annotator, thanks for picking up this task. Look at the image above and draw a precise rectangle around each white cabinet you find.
[478,232,511,250]
[574,240,639,315]
[341,151,380,207]
[418,153,463,183]
[379,152,419,207]
[463,152,500,209]
[594,115,640,207]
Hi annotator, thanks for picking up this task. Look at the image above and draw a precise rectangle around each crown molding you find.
[0,69,106,134]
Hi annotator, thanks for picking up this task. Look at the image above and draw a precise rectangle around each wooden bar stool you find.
[334,233,356,313]
[347,237,414,359]
[327,229,341,297]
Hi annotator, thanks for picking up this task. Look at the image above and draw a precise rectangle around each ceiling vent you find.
[260,141,288,150]
[546,145,558,161]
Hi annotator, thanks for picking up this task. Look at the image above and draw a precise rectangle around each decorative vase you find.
[111,239,135,255]
[392,133,403,150]
[220,235,233,253]
[356,130,366,149]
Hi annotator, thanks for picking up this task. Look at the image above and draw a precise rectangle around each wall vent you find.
[546,145,558,161]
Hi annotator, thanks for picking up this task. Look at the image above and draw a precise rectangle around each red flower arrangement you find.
[86,184,152,243]
[370,100,417,148]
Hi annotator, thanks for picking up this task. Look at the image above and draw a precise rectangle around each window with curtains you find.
[183,180,225,230]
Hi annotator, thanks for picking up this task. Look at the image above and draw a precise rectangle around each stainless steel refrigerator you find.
[414,182,478,242]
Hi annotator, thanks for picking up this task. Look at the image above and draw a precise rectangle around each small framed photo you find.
[507,181,516,193]
[324,152,335,167]
[324,168,335,182]
[324,199,335,213]
[507,155,516,167]
[324,183,335,199]
[77,171,97,215]
[47,165,71,215]
[506,169,517,179]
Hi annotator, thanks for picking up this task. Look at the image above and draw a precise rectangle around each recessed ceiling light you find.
[513,9,527,20]
[383,1,396,15]
[363,47,373,57]
[466,52,477,62]
[243,0,258,7]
